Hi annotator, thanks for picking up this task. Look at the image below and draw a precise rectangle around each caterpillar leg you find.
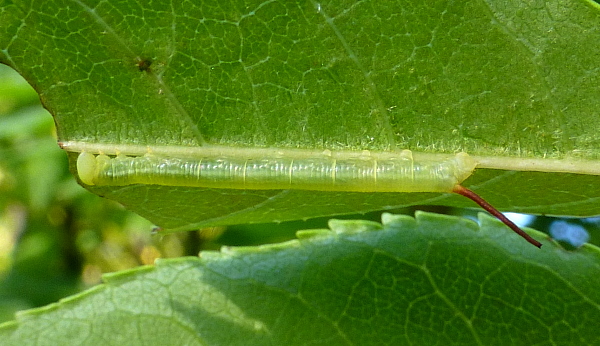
[453,185,542,248]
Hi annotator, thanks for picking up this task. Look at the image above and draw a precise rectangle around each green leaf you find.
[1,212,599,345]
[1,0,599,229]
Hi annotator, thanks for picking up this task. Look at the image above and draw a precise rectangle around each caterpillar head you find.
[77,152,97,185]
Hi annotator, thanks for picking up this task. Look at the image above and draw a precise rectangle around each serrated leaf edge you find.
[1,211,598,330]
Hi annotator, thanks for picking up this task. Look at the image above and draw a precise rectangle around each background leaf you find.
[1,212,599,345]
[1,0,599,230]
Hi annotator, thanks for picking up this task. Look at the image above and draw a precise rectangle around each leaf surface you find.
[1,212,599,345]
[1,0,599,228]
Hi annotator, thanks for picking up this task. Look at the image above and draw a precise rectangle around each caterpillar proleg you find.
[69,145,541,248]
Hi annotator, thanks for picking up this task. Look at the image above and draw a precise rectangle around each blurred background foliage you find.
[0,63,598,323]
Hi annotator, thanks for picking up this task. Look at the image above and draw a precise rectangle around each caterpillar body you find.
[76,151,476,193]
[66,144,541,248]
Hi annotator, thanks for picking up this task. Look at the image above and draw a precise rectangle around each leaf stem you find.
[453,185,542,248]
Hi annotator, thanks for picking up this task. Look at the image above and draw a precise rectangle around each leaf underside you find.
[1,0,600,228]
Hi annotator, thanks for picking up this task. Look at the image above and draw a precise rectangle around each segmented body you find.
[76,150,476,192]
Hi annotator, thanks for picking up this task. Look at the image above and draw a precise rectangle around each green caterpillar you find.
[76,151,476,193]
[66,144,541,248]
